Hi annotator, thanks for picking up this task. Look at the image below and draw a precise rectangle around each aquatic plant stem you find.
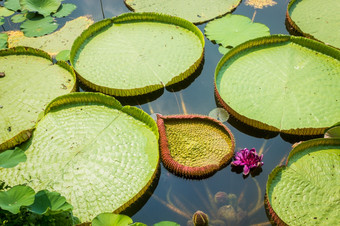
[99,0,105,19]
[148,103,154,114]
[251,10,257,22]
[1,25,5,31]
[179,92,188,114]
[248,178,262,216]
[171,89,182,114]
[152,193,191,219]
[203,181,219,216]
[250,222,271,226]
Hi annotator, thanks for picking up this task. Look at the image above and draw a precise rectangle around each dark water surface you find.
[2,0,300,225]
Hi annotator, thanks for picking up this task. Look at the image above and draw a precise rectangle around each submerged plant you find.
[231,148,263,175]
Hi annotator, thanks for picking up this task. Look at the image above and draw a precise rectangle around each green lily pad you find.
[208,108,229,123]
[10,13,27,23]
[4,0,21,12]
[92,213,133,226]
[244,0,277,9]
[218,46,231,55]
[20,0,61,17]
[0,185,35,214]
[55,49,70,61]
[157,114,235,178]
[53,3,76,18]
[70,12,204,97]
[8,16,93,55]
[28,190,73,215]
[0,92,160,222]
[287,0,340,49]
[0,33,7,49]
[20,15,58,37]
[0,147,26,168]
[205,14,270,48]
[265,138,340,225]
[0,17,4,26]
[0,47,76,151]
[324,122,340,139]
[124,0,242,24]
[153,222,180,226]
[215,35,340,135]
[0,6,14,17]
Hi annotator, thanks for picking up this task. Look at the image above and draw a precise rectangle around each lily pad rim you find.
[214,34,340,136]
[265,138,340,225]
[70,12,205,97]
[123,0,243,25]
[156,113,235,179]
[0,46,77,152]
[286,0,339,49]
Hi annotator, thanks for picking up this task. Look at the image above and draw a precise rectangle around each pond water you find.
[1,0,314,225]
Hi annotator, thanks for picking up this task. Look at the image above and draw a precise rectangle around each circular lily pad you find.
[0,92,160,222]
[286,0,340,49]
[0,47,76,151]
[215,35,340,135]
[20,0,61,17]
[265,138,340,225]
[157,114,235,179]
[70,12,204,97]
[124,0,241,24]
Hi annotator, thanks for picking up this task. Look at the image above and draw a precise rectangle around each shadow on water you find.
[79,57,204,106]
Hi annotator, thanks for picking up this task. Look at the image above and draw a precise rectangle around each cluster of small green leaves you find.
[0,185,80,225]
[0,0,77,37]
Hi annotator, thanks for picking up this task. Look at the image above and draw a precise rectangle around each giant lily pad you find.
[215,35,340,135]
[0,92,160,222]
[265,138,340,225]
[0,47,76,151]
[7,16,94,55]
[204,14,270,48]
[286,0,340,49]
[124,0,241,24]
[157,114,235,178]
[70,12,204,97]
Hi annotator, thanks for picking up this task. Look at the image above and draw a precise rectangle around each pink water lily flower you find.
[231,148,263,175]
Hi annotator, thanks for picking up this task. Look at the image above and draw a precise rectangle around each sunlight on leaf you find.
[244,0,277,9]
[20,15,58,37]
[324,122,340,139]
[92,213,133,226]
[218,45,231,55]
[0,147,27,168]
[0,16,4,26]
[0,6,14,17]
[53,3,76,18]
[0,185,35,214]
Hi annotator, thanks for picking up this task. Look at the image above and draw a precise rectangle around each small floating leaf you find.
[0,17,4,26]
[0,147,26,168]
[4,0,21,12]
[124,0,242,24]
[20,15,58,37]
[215,35,340,135]
[92,213,133,226]
[153,221,180,226]
[324,122,340,139]
[208,107,229,122]
[205,14,270,48]
[8,16,93,55]
[0,185,35,214]
[10,13,27,23]
[266,138,340,225]
[53,3,76,18]
[55,49,70,61]
[20,0,61,17]
[0,6,14,17]
[287,0,340,49]
[157,114,235,178]
[28,190,73,215]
